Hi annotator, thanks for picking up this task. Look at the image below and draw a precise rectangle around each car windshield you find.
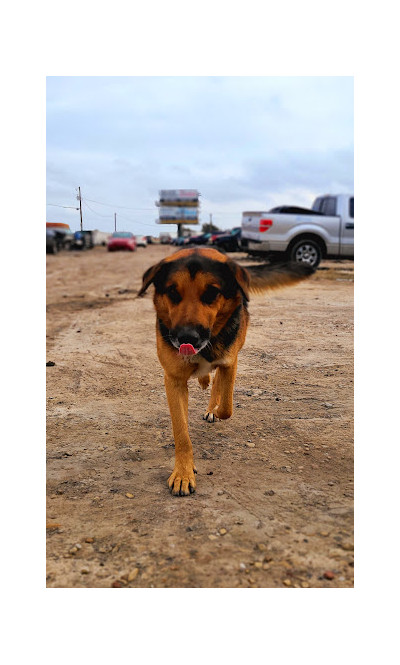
[112,232,133,238]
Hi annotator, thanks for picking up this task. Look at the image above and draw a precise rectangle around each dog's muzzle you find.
[172,326,210,355]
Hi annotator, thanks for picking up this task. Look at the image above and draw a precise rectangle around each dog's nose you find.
[177,328,201,348]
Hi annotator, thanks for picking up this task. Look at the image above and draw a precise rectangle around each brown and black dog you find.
[138,247,313,496]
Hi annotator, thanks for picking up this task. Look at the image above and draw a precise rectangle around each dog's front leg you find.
[217,360,237,419]
[164,374,196,496]
[204,360,237,422]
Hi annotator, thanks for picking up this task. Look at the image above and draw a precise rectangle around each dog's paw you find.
[198,374,210,390]
[168,464,197,496]
[203,410,218,423]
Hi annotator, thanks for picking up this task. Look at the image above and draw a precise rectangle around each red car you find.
[107,232,137,252]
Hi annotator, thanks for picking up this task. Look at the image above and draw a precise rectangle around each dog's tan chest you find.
[187,354,224,379]
[186,355,212,379]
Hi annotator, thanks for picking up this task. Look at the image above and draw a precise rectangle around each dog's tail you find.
[245,262,315,295]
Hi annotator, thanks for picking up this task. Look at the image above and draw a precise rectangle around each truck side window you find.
[321,196,337,216]
[312,197,323,212]
[349,197,354,218]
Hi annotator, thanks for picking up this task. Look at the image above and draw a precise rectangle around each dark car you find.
[107,231,137,252]
[46,227,74,253]
[46,229,59,254]
[81,230,94,248]
[213,227,242,252]
[70,230,94,250]
[187,232,212,246]
[209,230,226,244]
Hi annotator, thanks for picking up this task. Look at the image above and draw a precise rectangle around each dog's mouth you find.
[171,334,210,356]
[170,326,211,356]
[178,343,198,356]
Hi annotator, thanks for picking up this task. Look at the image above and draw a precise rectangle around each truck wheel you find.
[290,239,322,268]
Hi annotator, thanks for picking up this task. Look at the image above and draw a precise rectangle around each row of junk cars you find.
[46,223,150,254]
[46,223,244,255]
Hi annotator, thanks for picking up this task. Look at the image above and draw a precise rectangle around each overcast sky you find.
[46,76,353,235]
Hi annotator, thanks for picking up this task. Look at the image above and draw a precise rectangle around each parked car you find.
[46,229,59,254]
[107,232,137,252]
[46,223,74,253]
[241,193,354,268]
[81,230,94,249]
[213,227,242,252]
[159,233,172,244]
[171,236,187,246]
[210,230,227,244]
[187,232,212,246]
[136,235,148,247]
[70,230,94,250]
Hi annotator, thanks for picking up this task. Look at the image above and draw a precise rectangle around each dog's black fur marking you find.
[201,305,243,362]
[152,254,246,302]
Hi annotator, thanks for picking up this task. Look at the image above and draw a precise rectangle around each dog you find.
[138,247,314,496]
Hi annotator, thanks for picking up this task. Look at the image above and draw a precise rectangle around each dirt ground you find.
[46,244,354,588]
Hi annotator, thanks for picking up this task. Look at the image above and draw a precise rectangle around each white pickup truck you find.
[241,193,354,268]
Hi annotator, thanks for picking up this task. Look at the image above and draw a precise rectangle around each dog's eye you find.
[201,285,220,305]
[166,284,182,304]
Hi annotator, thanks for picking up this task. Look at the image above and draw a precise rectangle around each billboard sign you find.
[159,189,199,203]
[158,207,199,221]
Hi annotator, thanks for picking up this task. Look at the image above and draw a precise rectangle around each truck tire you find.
[290,238,322,268]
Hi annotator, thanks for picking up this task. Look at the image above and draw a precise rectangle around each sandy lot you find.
[46,244,354,588]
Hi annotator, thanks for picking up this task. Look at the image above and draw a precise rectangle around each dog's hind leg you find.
[164,374,197,496]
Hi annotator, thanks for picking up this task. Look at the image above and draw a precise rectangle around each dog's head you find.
[138,247,249,355]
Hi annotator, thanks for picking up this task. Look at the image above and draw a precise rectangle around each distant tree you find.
[201,222,220,233]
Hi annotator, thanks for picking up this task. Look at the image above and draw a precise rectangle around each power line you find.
[47,203,79,210]
[82,200,163,229]
[84,196,244,215]
[50,192,244,216]
[82,199,113,219]
[117,212,168,229]
[84,197,154,211]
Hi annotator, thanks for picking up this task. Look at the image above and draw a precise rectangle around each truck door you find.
[340,196,354,256]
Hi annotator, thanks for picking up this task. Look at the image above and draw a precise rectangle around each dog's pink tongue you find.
[179,343,197,356]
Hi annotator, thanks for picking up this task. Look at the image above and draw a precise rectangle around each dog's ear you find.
[226,260,250,301]
[137,261,164,297]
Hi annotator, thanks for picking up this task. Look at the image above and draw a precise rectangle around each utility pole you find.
[77,187,83,231]
[114,213,117,232]
[209,213,213,233]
